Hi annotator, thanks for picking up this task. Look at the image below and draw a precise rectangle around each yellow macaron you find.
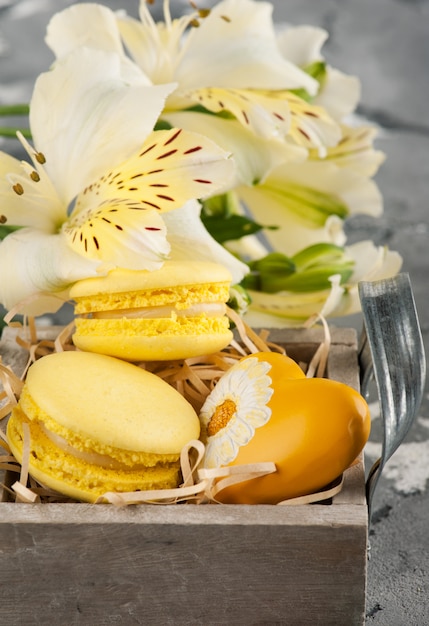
[7,351,200,502]
[70,261,233,361]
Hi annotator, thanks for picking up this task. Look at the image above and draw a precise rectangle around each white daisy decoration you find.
[200,356,274,468]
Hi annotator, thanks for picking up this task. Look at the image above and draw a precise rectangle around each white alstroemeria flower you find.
[164,110,307,188]
[236,159,382,257]
[315,124,385,177]
[46,0,341,150]
[276,25,385,176]
[243,241,403,327]
[276,25,361,121]
[0,48,235,316]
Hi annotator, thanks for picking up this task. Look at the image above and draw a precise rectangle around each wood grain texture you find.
[0,325,368,625]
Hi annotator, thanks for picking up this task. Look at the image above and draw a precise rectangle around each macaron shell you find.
[7,410,181,503]
[72,324,233,361]
[24,351,200,454]
[69,261,232,298]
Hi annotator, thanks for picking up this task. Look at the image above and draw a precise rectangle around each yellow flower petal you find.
[70,127,233,216]
[184,86,291,139]
[283,92,341,153]
[63,200,169,268]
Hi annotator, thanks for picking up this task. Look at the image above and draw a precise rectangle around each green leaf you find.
[201,193,238,218]
[0,225,23,240]
[201,213,276,244]
[244,252,296,293]
[227,284,252,316]
[154,118,173,131]
[289,62,327,102]
[184,104,235,120]
[304,61,327,84]
[0,104,30,116]
[291,243,346,270]
[289,88,312,102]
[0,127,31,139]
[242,246,355,294]
[275,265,354,292]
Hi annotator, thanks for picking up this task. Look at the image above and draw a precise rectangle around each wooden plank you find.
[0,500,367,526]
[0,513,367,625]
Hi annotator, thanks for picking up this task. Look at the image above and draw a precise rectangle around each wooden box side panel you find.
[0,520,367,626]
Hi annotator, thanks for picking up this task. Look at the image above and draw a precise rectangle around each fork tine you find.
[358,273,426,521]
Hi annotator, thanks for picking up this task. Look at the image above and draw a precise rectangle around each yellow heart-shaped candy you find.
[200,351,370,504]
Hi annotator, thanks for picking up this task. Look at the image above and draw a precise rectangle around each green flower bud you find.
[228,284,252,316]
[242,244,355,294]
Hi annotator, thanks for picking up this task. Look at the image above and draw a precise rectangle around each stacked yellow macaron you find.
[70,260,233,361]
[7,351,200,502]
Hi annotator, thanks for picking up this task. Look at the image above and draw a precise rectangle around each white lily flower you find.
[276,25,384,176]
[46,0,342,149]
[277,25,361,121]
[236,159,382,257]
[0,48,235,316]
[315,124,385,177]
[164,110,307,188]
[38,0,400,332]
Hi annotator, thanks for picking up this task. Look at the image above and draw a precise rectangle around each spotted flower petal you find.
[70,127,234,213]
[183,87,292,140]
[164,110,306,187]
[63,202,169,269]
[316,124,385,177]
[61,126,234,264]
[283,92,341,154]
[178,87,340,154]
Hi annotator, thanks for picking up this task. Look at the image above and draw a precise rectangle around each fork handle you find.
[358,273,426,521]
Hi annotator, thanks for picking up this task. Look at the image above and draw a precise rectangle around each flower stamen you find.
[12,183,24,195]
[207,399,237,436]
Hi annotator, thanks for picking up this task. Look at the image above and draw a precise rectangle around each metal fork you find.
[358,273,426,521]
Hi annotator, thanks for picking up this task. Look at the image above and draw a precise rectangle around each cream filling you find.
[38,424,136,470]
[82,302,227,320]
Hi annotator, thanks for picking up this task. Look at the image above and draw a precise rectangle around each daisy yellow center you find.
[207,399,237,437]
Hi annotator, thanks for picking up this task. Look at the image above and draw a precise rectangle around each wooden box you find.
[0,326,368,626]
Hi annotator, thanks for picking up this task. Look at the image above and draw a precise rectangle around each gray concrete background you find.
[1,1,428,623]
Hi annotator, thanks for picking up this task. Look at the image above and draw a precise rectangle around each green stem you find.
[0,127,31,138]
[0,104,30,116]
